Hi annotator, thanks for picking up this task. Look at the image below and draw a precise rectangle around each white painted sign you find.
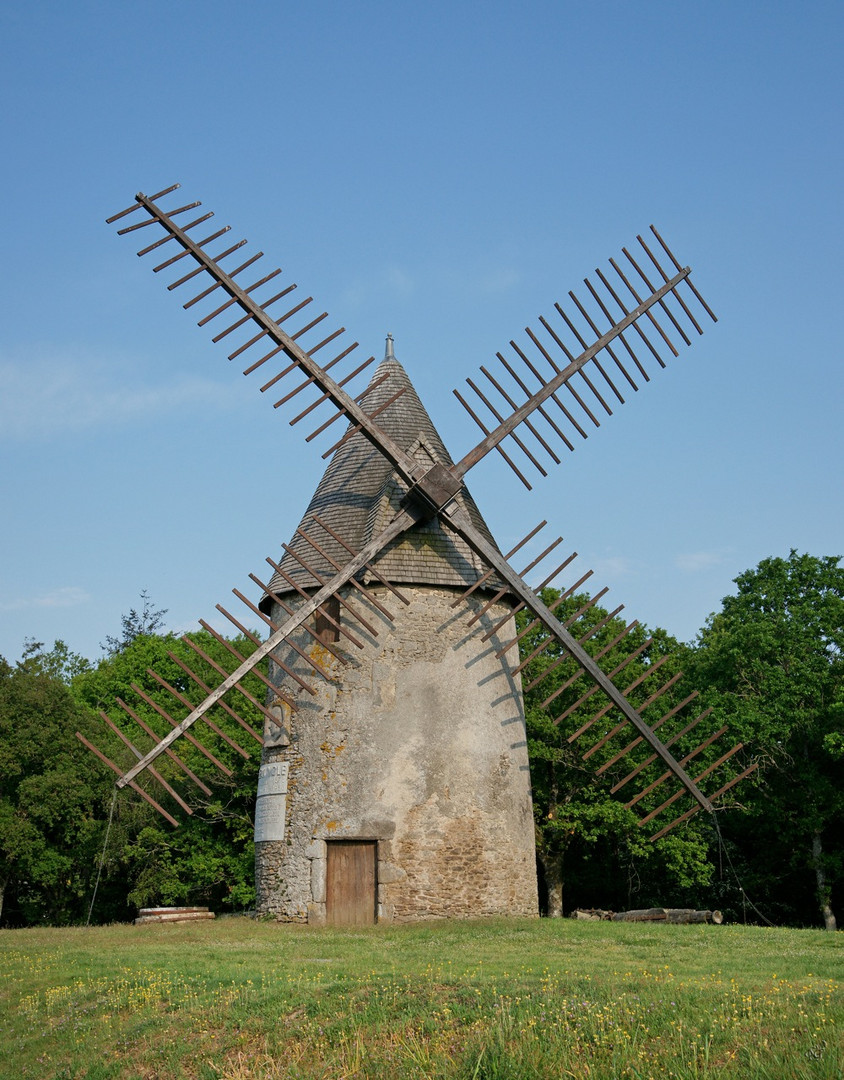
[254,762,289,842]
[254,794,287,843]
[257,761,289,797]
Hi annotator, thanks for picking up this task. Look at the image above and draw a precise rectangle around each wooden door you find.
[326,841,377,926]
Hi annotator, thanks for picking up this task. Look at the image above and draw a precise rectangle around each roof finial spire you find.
[384,332,396,361]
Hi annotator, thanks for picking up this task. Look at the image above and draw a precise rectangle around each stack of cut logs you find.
[572,907,723,924]
[134,906,215,925]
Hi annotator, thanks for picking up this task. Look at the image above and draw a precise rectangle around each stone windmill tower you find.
[81,185,758,925]
[254,336,537,923]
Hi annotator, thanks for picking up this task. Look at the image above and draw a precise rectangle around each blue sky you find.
[1,0,842,664]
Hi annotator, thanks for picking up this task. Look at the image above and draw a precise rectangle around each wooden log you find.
[612,908,668,922]
[665,908,723,924]
[137,906,210,916]
[611,907,723,924]
[134,911,216,925]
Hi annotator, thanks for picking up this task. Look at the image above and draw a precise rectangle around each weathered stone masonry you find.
[255,584,538,922]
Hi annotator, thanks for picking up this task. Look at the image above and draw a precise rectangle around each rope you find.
[709,809,774,926]
[87,787,117,926]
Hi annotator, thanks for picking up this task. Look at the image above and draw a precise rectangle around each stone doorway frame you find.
[308,835,401,924]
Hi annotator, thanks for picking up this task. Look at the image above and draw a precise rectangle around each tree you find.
[0,619,267,926]
[692,551,844,930]
[18,638,92,683]
[71,627,265,917]
[519,589,719,916]
[0,646,113,925]
[100,590,168,656]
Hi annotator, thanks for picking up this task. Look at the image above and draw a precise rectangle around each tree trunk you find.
[811,832,837,931]
[542,854,564,917]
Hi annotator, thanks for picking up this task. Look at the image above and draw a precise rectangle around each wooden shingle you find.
[264,344,502,600]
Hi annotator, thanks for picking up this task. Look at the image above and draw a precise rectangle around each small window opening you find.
[315,594,341,644]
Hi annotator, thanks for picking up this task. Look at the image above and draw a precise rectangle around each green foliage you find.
[690,550,844,928]
[519,588,718,914]
[693,551,844,742]
[0,621,264,926]
[122,822,255,910]
[5,553,841,930]
[70,627,265,919]
[0,646,113,925]
[18,637,92,683]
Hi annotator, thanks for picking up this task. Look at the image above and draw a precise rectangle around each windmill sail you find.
[106,186,420,480]
[452,227,716,488]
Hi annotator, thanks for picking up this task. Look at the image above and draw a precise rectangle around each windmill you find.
[79,184,757,924]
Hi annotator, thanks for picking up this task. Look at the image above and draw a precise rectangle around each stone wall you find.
[255,584,538,922]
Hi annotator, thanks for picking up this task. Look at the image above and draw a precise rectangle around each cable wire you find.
[710,809,774,926]
[87,787,117,926]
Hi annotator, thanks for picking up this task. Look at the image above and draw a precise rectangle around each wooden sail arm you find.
[439,501,714,813]
[451,266,689,482]
[116,503,424,788]
[126,190,427,492]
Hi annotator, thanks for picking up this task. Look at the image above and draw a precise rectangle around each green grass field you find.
[1,917,841,1079]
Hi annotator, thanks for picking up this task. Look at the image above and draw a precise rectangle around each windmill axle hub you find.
[403,462,464,518]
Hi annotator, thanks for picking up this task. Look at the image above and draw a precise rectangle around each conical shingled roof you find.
[263,338,502,600]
